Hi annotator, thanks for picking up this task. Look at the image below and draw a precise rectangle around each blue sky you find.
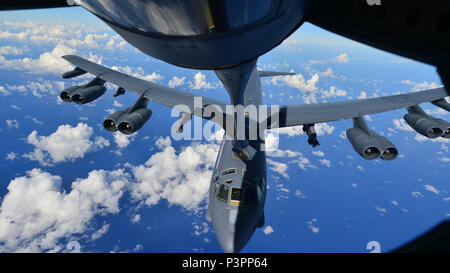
[0,7,448,253]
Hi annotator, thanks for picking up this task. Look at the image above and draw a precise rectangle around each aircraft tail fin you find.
[258,71,295,77]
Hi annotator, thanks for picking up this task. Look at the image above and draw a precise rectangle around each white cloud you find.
[168,76,186,88]
[23,123,110,166]
[0,46,26,55]
[131,214,141,224]
[134,244,143,252]
[112,100,123,108]
[393,119,414,132]
[0,43,77,75]
[267,159,289,179]
[0,86,10,96]
[310,53,350,65]
[319,158,331,168]
[130,137,219,212]
[411,191,424,198]
[91,224,110,241]
[307,219,320,233]
[440,157,450,162]
[321,86,347,99]
[271,73,319,93]
[295,156,317,171]
[414,134,450,143]
[141,72,164,82]
[375,206,387,214]
[319,68,334,77]
[6,119,19,129]
[332,53,350,63]
[424,185,440,195]
[0,168,129,252]
[295,189,306,199]
[113,131,137,149]
[358,91,367,99]
[263,226,274,235]
[188,72,214,90]
[5,152,16,161]
[401,79,439,91]
[312,150,324,157]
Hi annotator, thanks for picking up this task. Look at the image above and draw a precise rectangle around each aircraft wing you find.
[62,55,228,119]
[270,88,449,129]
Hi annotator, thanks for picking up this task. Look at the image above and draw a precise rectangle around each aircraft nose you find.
[218,229,245,253]
[215,208,252,253]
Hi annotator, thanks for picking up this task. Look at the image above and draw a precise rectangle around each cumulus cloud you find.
[321,86,347,99]
[130,137,219,212]
[307,219,320,233]
[271,73,319,93]
[0,168,129,252]
[267,159,289,179]
[188,72,214,90]
[424,185,440,195]
[0,86,10,96]
[414,134,450,143]
[110,65,163,83]
[401,79,439,91]
[0,46,27,55]
[5,152,17,161]
[312,150,324,157]
[113,131,137,149]
[319,158,331,168]
[393,119,414,132]
[168,76,186,88]
[91,224,110,241]
[357,91,368,99]
[6,119,19,129]
[263,226,274,235]
[0,43,77,75]
[310,53,350,65]
[23,123,110,166]
[411,191,424,198]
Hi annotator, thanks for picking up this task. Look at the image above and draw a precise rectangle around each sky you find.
[0,6,448,253]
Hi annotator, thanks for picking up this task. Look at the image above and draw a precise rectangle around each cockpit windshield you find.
[77,0,275,36]
[216,184,229,202]
[231,188,243,201]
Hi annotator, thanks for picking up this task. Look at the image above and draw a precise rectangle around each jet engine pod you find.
[71,85,107,105]
[103,107,131,132]
[118,107,152,135]
[372,133,398,161]
[403,113,443,138]
[60,86,80,102]
[346,127,381,160]
[433,118,450,139]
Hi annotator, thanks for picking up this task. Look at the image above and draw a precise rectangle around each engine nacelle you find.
[346,127,381,160]
[103,107,131,132]
[403,113,443,139]
[60,86,81,102]
[433,118,450,139]
[118,108,152,135]
[71,85,107,105]
[372,134,398,161]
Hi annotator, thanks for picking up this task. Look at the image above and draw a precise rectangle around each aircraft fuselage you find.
[206,66,268,253]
